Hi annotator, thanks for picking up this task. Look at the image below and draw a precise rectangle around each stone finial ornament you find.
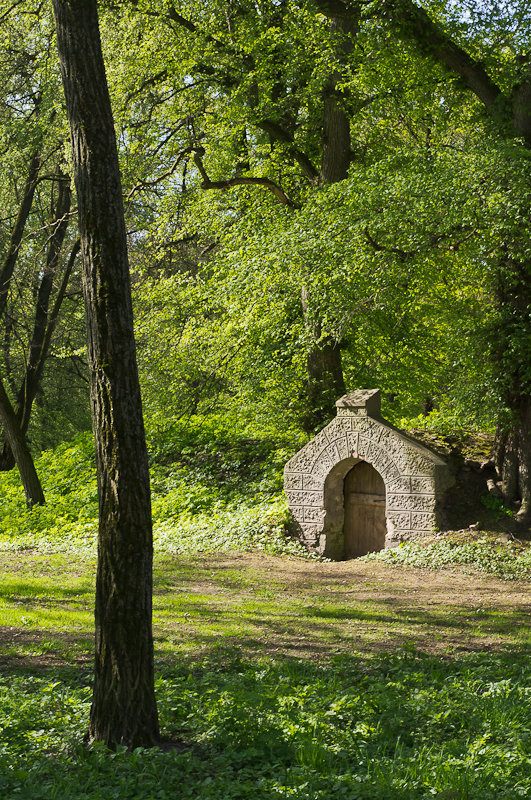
[284,390,453,560]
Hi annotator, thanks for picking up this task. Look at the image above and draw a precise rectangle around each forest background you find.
[1,0,530,528]
[0,0,530,792]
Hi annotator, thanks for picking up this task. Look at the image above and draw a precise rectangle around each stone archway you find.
[284,389,454,559]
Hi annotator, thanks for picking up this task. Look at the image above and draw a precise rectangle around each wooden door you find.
[343,462,386,558]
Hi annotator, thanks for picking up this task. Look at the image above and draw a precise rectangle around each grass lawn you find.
[0,550,530,799]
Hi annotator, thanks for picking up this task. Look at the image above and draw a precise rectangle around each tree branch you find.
[258,119,319,183]
[166,4,254,70]
[193,148,300,209]
[379,0,503,111]
[126,147,192,201]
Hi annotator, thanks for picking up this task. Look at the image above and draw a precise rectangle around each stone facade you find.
[284,389,453,559]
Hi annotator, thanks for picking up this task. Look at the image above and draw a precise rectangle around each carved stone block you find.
[402,451,433,476]
[411,511,438,531]
[387,511,411,530]
[411,477,436,494]
[385,476,411,493]
[347,431,359,455]
[289,506,305,523]
[325,442,341,465]
[284,472,303,490]
[303,473,325,490]
[330,416,352,432]
[387,493,435,512]
[286,490,321,507]
[334,436,349,461]
[304,506,326,522]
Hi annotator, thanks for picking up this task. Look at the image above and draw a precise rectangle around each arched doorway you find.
[343,461,386,557]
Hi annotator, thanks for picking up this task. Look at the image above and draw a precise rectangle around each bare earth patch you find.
[152,553,531,661]
[0,551,529,671]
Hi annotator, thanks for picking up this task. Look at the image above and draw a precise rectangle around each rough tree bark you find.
[491,268,531,523]
[0,376,45,506]
[0,149,46,504]
[0,151,41,322]
[52,0,159,747]
[494,397,531,522]
[301,286,346,433]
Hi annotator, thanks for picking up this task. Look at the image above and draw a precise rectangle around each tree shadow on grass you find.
[0,625,93,673]
[151,586,531,663]
[0,640,529,800]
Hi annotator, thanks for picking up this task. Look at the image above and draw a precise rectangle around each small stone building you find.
[284,390,453,560]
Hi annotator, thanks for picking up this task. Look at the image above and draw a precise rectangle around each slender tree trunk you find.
[494,401,531,524]
[0,376,44,506]
[52,0,159,748]
[517,399,531,522]
[18,173,71,431]
[494,394,531,525]
[491,260,531,524]
[0,148,46,496]
[0,175,74,472]
[0,152,41,322]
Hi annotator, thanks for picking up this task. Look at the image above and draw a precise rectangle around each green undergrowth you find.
[0,649,529,799]
[400,413,495,462]
[1,417,530,577]
[0,419,312,559]
[366,536,531,580]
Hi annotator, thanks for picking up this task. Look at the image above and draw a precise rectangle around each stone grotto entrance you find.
[343,461,386,557]
[284,389,453,560]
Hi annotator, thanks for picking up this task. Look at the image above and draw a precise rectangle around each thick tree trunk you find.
[305,333,346,431]
[319,17,356,185]
[319,13,357,185]
[52,0,159,748]
[301,286,345,433]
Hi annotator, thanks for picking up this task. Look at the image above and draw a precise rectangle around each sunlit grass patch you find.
[0,548,530,798]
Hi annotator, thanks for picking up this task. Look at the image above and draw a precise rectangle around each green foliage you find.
[0,433,99,550]
[366,537,531,581]
[399,408,496,437]
[0,419,311,559]
[480,493,516,521]
[0,650,530,798]
[147,414,301,497]
[153,500,315,559]
[0,1,89,453]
